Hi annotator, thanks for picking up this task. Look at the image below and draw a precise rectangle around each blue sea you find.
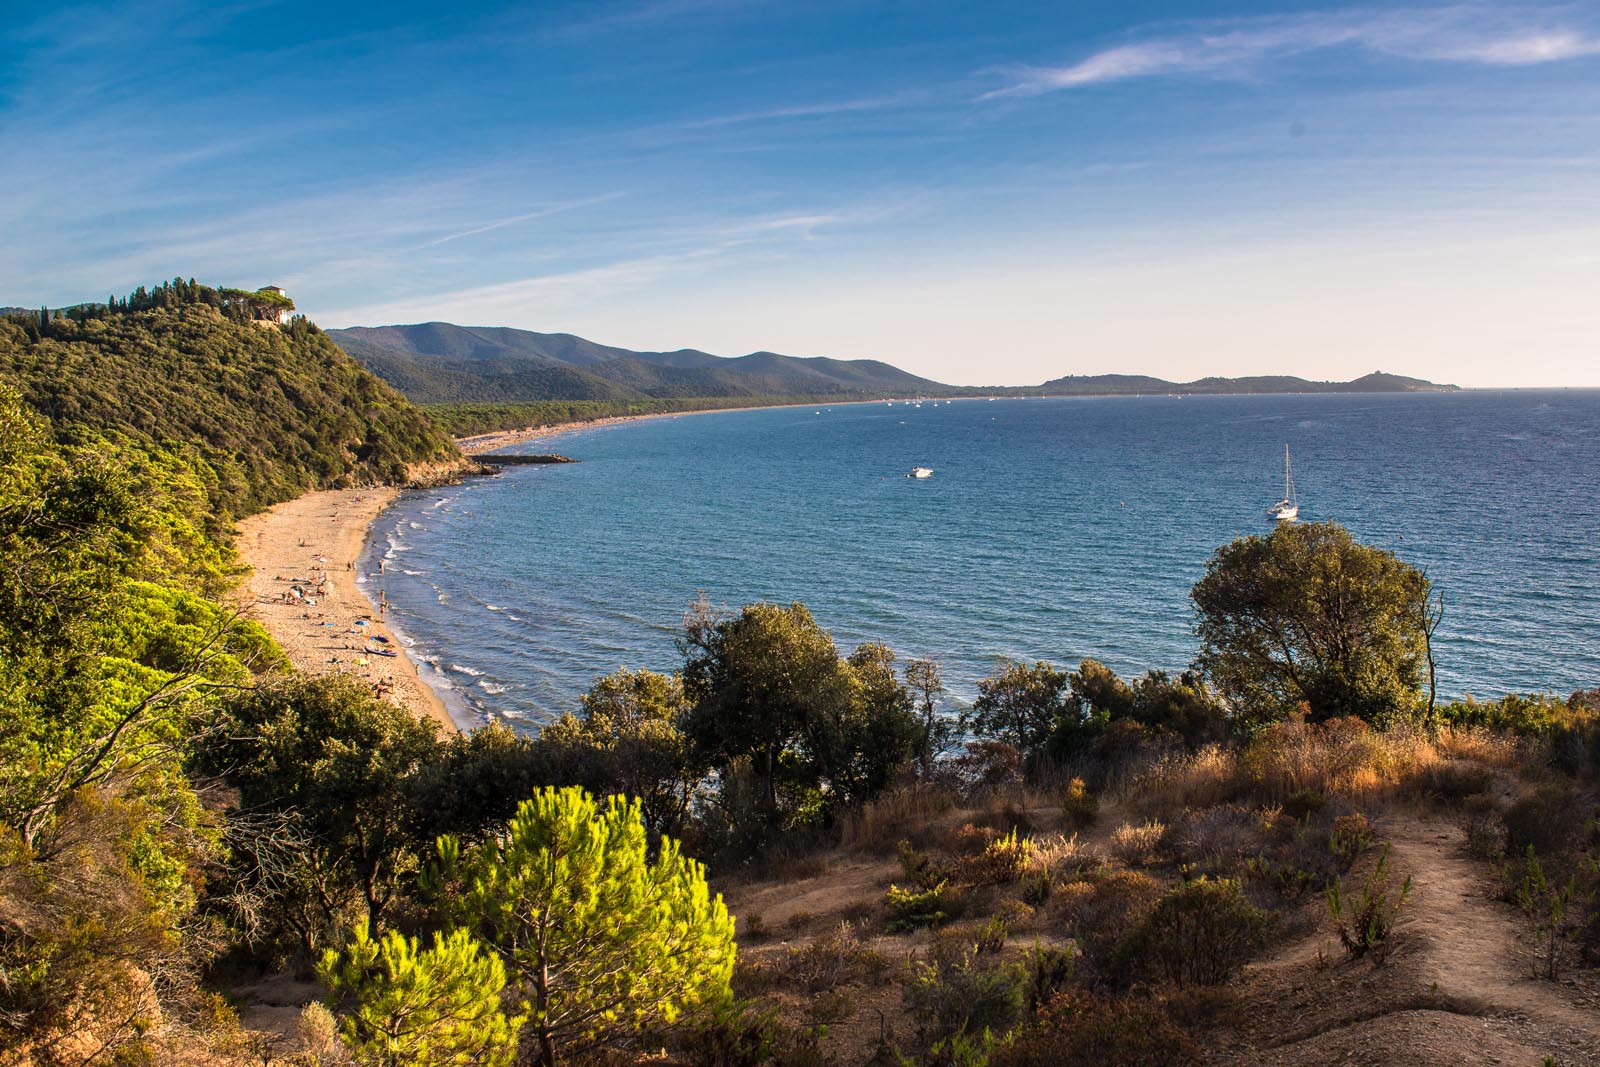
[360,392,1600,729]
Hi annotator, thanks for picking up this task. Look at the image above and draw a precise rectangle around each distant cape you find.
[325,321,1459,405]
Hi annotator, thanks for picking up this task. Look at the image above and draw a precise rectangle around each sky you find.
[3,1,1599,387]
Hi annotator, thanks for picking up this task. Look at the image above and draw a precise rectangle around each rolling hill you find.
[328,322,946,403]
[330,322,1459,407]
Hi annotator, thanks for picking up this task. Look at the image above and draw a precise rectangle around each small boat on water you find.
[910,466,934,479]
[1267,444,1299,522]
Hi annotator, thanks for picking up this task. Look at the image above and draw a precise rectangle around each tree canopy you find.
[431,786,735,1067]
[1,281,458,519]
[1191,521,1432,727]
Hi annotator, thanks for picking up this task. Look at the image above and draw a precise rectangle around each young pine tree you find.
[319,923,520,1067]
[431,786,737,1067]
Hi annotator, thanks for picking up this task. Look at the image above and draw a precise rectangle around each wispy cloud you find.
[417,193,628,247]
[682,92,920,128]
[985,5,1600,97]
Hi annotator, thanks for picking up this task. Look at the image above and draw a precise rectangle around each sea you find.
[358,391,1600,730]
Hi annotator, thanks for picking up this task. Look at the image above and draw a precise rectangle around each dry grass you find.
[839,784,957,853]
[1109,820,1168,867]
[1120,718,1520,818]
[1029,833,1090,880]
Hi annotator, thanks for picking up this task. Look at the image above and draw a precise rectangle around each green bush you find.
[1329,813,1373,865]
[1061,778,1098,829]
[888,882,954,932]
[1327,844,1411,959]
[957,828,1035,885]
[905,951,1024,1041]
[1115,877,1269,988]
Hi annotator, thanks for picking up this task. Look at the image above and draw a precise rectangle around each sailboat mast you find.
[1284,444,1296,504]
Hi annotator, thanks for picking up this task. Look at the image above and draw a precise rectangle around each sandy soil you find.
[233,487,458,733]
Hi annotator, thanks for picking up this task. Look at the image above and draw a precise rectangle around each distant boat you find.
[1267,444,1299,521]
[910,466,934,479]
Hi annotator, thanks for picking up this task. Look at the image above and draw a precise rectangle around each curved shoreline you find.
[234,487,460,734]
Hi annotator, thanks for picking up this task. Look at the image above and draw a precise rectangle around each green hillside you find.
[0,282,460,518]
[330,321,949,405]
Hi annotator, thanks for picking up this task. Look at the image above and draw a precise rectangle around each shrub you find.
[1417,760,1496,803]
[972,915,1009,955]
[898,839,948,888]
[905,951,1024,1041]
[674,997,823,1067]
[1170,805,1262,878]
[1115,878,1269,989]
[1512,846,1577,981]
[1109,819,1167,867]
[1020,872,1052,908]
[1280,789,1327,821]
[1329,813,1373,865]
[958,828,1035,885]
[1057,868,1164,974]
[888,882,954,932]
[784,922,891,992]
[1061,778,1098,829]
[841,785,956,853]
[1121,746,1241,818]
[1503,782,1585,859]
[989,991,1199,1067]
[1327,843,1411,959]
[1021,943,1076,1015]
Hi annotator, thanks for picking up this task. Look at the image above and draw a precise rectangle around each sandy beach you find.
[234,487,458,733]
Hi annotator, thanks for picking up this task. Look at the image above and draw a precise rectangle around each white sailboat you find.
[1267,444,1299,521]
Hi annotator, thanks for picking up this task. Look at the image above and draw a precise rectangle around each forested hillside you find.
[330,321,949,404]
[0,282,460,518]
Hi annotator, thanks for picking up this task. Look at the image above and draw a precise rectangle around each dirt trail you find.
[1382,817,1600,1050]
[1228,813,1600,1066]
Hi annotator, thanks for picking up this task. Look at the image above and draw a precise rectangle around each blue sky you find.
[4,1,1599,386]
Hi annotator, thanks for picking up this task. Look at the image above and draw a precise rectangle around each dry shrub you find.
[783,921,892,992]
[1121,745,1241,817]
[1414,759,1497,804]
[990,991,1199,1067]
[1057,867,1164,972]
[295,1000,339,1058]
[1114,877,1270,989]
[1125,721,1516,818]
[840,785,956,853]
[1503,781,1586,859]
[1170,805,1263,877]
[944,822,999,856]
[1109,819,1167,868]
[1241,717,1426,801]
[1461,793,1505,860]
[1434,725,1523,768]
[974,796,1041,837]
[956,828,1036,885]
[1029,833,1088,880]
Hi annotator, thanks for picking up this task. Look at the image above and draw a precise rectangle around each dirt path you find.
[1226,813,1600,1066]
[1382,817,1600,1051]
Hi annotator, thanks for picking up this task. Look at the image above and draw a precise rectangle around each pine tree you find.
[432,786,737,1067]
[319,923,521,1067]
